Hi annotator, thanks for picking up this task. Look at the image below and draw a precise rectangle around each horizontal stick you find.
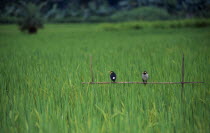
[82,81,204,84]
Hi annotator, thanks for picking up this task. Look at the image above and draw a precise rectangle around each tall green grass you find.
[0,24,209,133]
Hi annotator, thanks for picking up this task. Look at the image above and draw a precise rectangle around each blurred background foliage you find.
[0,0,210,24]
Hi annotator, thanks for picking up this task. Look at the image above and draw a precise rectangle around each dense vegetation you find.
[0,0,210,23]
[99,19,210,30]
[0,23,209,132]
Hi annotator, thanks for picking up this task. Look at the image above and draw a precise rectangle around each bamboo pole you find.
[82,81,204,84]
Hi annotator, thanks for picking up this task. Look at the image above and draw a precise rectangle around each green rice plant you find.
[0,23,209,133]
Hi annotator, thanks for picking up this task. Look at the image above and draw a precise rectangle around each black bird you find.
[110,71,117,82]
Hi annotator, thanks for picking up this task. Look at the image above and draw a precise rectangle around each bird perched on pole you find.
[110,71,117,82]
[142,71,148,85]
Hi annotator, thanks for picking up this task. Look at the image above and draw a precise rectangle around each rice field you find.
[0,24,209,133]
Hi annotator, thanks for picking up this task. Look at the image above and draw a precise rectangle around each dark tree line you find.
[0,0,209,33]
[1,0,209,13]
[0,0,209,24]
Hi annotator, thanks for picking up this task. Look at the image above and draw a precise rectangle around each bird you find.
[110,71,117,82]
[142,71,148,85]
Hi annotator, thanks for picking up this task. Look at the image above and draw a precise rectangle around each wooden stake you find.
[181,54,185,123]
[182,54,185,90]
[181,54,185,102]
[90,55,94,83]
